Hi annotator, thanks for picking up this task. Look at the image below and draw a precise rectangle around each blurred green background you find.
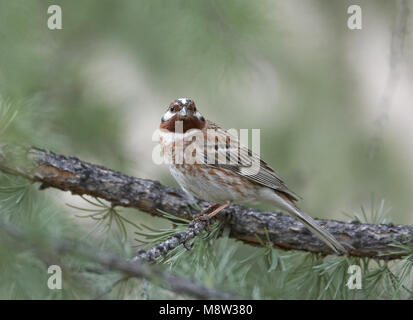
[1,0,412,223]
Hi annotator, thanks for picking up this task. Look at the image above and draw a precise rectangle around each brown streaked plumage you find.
[158,98,346,254]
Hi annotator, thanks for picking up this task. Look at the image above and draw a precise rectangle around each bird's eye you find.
[170,106,175,112]
[199,115,205,122]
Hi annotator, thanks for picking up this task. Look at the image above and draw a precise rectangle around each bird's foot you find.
[193,202,230,233]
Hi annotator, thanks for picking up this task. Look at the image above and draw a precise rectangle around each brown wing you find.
[203,120,300,203]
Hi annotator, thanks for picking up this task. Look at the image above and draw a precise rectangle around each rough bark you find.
[0,143,412,260]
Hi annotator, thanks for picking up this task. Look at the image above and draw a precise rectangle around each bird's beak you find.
[179,106,188,118]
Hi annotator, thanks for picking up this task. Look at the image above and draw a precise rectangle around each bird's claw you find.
[193,213,212,233]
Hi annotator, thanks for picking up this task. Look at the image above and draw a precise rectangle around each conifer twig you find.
[132,219,209,262]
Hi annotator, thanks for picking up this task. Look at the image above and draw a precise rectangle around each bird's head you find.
[160,98,206,132]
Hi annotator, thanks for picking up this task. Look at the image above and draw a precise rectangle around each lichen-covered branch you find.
[133,219,208,262]
[1,143,412,259]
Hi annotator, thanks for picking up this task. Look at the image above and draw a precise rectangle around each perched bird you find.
[159,98,346,254]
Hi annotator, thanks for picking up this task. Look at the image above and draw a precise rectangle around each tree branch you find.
[133,219,209,262]
[0,143,412,259]
[0,218,240,300]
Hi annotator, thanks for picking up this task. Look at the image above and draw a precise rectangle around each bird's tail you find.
[265,191,347,254]
[286,206,346,254]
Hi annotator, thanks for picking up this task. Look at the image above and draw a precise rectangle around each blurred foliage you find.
[0,0,413,299]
